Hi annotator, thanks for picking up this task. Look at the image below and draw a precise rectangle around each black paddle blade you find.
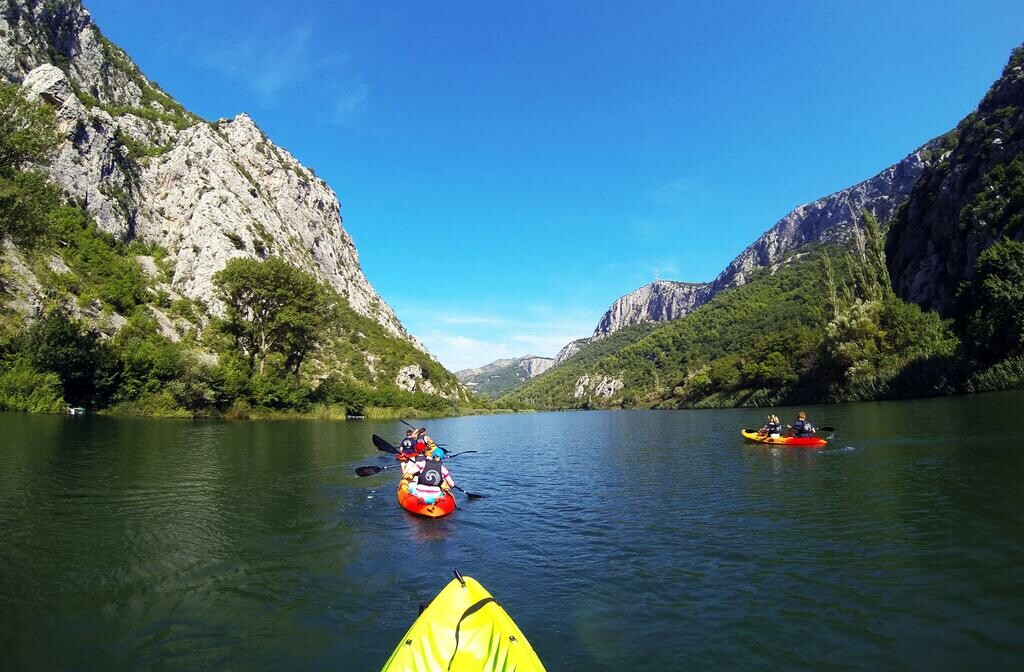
[453,485,485,499]
[818,426,836,432]
[372,434,398,454]
[355,465,384,477]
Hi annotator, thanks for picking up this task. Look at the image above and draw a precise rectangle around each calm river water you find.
[2,392,1023,670]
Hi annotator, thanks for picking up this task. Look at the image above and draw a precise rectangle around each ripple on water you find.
[3,401,1024,670]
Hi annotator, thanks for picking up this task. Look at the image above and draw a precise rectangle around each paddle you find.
[373,434,398,454]
[452,484,485,499]
[356,448,478,477]
[355,464,399,477]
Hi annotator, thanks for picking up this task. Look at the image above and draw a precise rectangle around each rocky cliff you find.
[456,354,554,396]
[887,45,1024,315]
[559,143,934,361]
[592,280,710,338]
[553,338,588,365]
[0,0,414,343]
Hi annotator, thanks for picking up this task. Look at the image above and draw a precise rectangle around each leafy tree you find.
[860,210,891,300]
[0,359,65,413]
[22,309,106,406]
[213,257,333,375]
[0,83,62,249]
[957,238,1024,364]
[0,83,60,170]
[0,170,61,248]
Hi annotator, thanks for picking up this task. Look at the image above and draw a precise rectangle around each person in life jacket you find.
[415,427,438,454]
[788,411,816,438]
[759,414,782,438]
[405,448,454,504]
[398,429,417,458]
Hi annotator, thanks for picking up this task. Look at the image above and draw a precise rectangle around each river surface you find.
[2,392,1023,670]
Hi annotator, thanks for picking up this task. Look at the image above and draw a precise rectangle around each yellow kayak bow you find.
[380,572,546,672]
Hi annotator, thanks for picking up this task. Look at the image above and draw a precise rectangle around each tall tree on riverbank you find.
[213,257,333,375]
[957,238,1024,365]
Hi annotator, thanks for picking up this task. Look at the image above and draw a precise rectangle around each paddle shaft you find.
[452,484,484,499]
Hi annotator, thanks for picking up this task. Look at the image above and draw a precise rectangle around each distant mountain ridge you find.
[505,44,1024,410]
[456,355,554,396]
[554,142,936,366]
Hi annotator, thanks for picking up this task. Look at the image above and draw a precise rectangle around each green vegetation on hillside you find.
[501,213,973,410]
[0,82,466,418]
[956,238,1024,391]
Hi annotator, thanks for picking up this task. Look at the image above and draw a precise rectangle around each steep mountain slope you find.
[553,142,936,366]
[887,45,1024,314]
[0,0,412,341]
[509,47,1024,410]
[592,281,710,338]
[0,0,466,406]
[456,355,554,397]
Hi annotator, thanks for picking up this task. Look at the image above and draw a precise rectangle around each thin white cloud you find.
[424,333,518,372]
[650,177,700,206]
[333,80,369,122]
[188,20,367,123]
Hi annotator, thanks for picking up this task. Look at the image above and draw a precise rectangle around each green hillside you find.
[501,221,969,410]
[0,82,467,418]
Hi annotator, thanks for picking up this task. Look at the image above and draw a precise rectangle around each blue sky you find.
[86,0,1024,370]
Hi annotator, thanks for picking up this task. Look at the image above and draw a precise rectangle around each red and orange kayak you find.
[741,429,828,448]
[397,480,456,518]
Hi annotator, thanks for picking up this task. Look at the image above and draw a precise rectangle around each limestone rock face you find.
[593,280,711,338]
[518,355,554,379]
[572,374,623,400]
[552,143,934,363]
[395,364,441,397]
[553,339,587,366]
[455,354,554,396]
[710,148,932,295]
[2,0,417,346]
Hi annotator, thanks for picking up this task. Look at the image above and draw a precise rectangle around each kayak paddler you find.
[398,429,417,456]
[416,427,440,454]
[404,448,454,503]
[759,414,782,438]
[788,411,816,438]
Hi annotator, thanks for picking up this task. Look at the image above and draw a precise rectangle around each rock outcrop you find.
[553,338,587,366]
[887,45,1024,315]
[1,0,416,344]
[572,374,623,400]
[456,354,554,396]
[592,280,711,338]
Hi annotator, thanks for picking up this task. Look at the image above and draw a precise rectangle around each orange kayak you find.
[741,429,827,447]
[397,480,456,518]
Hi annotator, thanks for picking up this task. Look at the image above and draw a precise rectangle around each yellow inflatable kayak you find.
[380,572,546,672]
